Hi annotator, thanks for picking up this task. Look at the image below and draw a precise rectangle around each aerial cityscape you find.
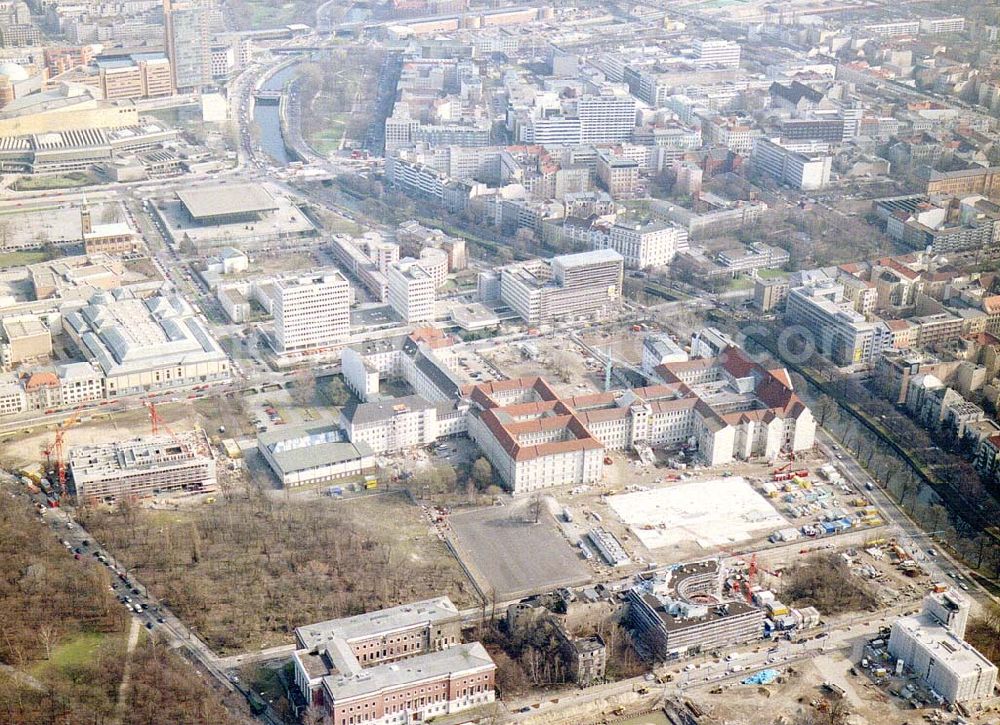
[0,0,999,724]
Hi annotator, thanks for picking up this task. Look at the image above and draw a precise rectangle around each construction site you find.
[5,398,226,507]
[68,430,216,504]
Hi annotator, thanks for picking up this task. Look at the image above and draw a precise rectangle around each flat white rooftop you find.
[607,476,787,550]
[896,613,998,680]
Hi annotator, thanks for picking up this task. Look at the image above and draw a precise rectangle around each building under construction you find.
[68,430,215,503]
[627,560,763,658]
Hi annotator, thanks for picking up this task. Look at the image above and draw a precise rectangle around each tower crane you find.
[144,400,176,439]
[51,412,80,499]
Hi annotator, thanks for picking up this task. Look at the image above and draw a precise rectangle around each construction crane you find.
[51,412,80,499]
[722,550,783,603]
[144,400,176,439]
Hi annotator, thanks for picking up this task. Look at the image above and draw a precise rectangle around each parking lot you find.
[448,498,592,601]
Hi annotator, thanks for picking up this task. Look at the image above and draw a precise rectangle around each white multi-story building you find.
[752,138,832,190]
[785,281,889,366]
[340,394,440,454]
[600,220,688,269]
[692,39,741,68]
[388,259,436,324]
[889,590,996,704]
[863,20,920,37]
[499,249,623,325]
[919,16,965,34]
[273,272,351,354]
[578,88,637,143]
[706,117,762,155]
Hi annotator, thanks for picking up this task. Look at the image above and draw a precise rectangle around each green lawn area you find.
[307,112,347,156]
[726,276,756,291]
[31,631,124,677]
[756,268,788,279]
[0,251,48,269]
[12,172,95,192]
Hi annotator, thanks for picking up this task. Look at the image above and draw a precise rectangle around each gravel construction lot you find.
[448,499,591,601]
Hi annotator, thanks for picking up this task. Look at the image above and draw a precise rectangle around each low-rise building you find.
[63,288,230,397]
[642,334,688,374]
[258,422,375,487]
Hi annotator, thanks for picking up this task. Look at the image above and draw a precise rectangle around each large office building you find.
[339,395,441,455]
[785,280,889,366]
[888,591,996,704]
[627,560,763,657]
[467,344,816,493]
[499,249,623,325]
[163,0,213,92]
[466,377,605,494]
[577,88,637,143]
[96,53,174,100]
[341,327,464,404]
[273,272,351,355]
[291,597,495,725]
[600,220,688,269]
[388,259,435,324]
[63,288,231,397]
[752,138,832,191]
[69,430,216,503]
[692,39,741,68]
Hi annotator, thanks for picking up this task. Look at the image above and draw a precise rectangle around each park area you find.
[78,490,477,654]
